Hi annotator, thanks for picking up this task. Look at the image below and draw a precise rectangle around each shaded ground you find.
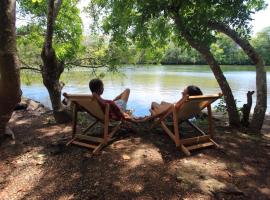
[1,101,270,200]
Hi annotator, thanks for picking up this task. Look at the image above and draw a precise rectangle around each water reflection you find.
[21,65,270,116]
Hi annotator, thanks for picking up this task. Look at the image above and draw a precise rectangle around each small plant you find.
[214,96,242,117]
[214,96,227,115]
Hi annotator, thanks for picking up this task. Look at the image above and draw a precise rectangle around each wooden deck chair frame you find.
[63,93,122,155]
[150,93,222,156]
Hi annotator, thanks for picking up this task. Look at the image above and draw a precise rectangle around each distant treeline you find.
[18,27,270,68]
[115,27,270,66]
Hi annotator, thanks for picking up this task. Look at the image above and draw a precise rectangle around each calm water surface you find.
[21,65,270,116]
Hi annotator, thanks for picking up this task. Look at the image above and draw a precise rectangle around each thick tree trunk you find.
[0,0,21,135]
[208,22,267,132]
[41,0,71,123]
[173,15,240,127]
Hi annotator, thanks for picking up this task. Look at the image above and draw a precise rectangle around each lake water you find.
[21,65,270,116]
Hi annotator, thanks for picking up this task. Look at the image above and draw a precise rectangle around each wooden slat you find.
[72,141,98,149]
[76,134,104,143]
[72,104,78,138]
[160,121,175,141]
[181,145,191,156]
[207,105,213,138]
[186,120,206,135]
[92,143,105,155]
[173,107,180,146]
[83,120,98,133]
[210,138,220,148]
[186,142,214,151]
[188,94,222,100]
[66,138,76,146]
[181,135,210,145]
[109,123,121,138]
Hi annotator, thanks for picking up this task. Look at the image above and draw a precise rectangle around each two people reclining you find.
[89,78,203,122]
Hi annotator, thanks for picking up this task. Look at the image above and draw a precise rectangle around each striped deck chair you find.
[148,93,223,156]
[63,93,124,155]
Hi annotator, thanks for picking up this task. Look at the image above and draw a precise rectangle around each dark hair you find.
[187,85,203,96]
[89,78,103,93]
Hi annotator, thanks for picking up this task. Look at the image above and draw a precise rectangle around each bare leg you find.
[161,101,171,106]
[150,101,172,116]
[113,88,130,103]
[151,102,160,110]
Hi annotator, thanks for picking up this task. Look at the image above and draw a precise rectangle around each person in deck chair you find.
[150,85,203,116]
[89,78,136,122]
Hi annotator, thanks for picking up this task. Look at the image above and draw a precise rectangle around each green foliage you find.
[17,24,43,69]
[161,42,205,65]
[88,0,266,62]
[252,26,270,65]
[18,0,83,62]
[211,34,250,65]
[88,0,173,50]
[214,96,227,114]
[214,96,242,117]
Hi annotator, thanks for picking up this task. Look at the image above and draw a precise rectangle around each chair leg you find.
[207,105,213,138]
[181,145,191,156]
[72,104,78,138]
[67,104,78,146]
[173,108,180,147]
[103,104,110,144]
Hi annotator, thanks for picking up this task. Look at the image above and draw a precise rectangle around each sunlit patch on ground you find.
[1,107,270,199]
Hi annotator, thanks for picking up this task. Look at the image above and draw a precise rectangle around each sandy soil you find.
[0,100,270,200]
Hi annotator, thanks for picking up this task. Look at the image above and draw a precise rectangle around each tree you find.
[88,0,242,127]
[0,0,21,135]
[172,12,241,127]
[207,22,267,132]
[18,0,83,123]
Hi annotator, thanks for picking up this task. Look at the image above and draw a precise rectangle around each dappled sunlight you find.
[58,194,75,200]
[113,181,144,193]
[0,152,45,200]
[125,146,164,169]
[167,156,231,194]
[13,118,32,126]
[35,125,71,138]
[2,105,269,199]
[243,165,258,175]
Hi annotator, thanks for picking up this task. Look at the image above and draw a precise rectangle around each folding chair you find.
[63,93,123,155]
[148,94,222,156]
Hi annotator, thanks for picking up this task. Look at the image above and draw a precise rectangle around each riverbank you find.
[1,98,270,199]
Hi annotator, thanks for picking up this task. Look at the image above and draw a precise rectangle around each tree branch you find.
[65,62,108,69]
[19,59,42,72]
[20,67,42,72]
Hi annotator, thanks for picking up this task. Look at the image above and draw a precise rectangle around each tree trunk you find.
[41,0,71,123]
[208,21,267,132]
[241,91,254,127]
[0,0,21,135]
[173,15,240,127]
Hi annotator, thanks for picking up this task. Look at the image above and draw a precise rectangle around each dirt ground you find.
[1,100,270,200]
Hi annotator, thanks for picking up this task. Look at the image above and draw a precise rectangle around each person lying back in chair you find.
[89,78,136,122]
[150,85,203,116]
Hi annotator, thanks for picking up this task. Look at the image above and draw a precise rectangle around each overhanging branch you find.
[19,59,42,73]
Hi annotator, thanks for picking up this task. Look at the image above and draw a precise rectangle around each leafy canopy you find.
[18,0,83,62]
[88,0,267,49]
